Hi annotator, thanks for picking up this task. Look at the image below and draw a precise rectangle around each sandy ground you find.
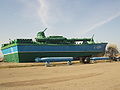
[0,62,120,90]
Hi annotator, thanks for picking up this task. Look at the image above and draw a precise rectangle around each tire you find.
[82,57,90,64]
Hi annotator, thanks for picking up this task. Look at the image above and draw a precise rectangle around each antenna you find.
[91,34,94,42]
[92,34,94,39]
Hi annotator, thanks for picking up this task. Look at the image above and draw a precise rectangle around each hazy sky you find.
[0,0,120,56]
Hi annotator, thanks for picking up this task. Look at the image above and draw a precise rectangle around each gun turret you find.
[36,28,47,39]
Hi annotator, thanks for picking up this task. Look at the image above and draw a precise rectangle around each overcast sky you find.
[0,0,120,56]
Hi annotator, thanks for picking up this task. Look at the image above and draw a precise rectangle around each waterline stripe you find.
[4,52,18,55]
[3,51,102,55]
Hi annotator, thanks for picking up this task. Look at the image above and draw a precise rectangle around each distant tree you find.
[105,44,119,58]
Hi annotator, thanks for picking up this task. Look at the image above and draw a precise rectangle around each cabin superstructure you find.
[35,28,95,45]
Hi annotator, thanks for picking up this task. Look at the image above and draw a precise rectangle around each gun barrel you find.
[43,28,47,32]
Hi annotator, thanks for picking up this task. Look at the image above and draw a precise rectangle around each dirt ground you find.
[0,62,120,90]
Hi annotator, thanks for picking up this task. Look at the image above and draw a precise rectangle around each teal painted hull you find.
[1,43,107,62]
